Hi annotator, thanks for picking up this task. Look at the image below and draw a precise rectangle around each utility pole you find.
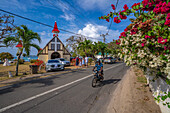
[100,33,108,43]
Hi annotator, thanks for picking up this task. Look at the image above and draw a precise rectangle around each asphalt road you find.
[0,62,129,113]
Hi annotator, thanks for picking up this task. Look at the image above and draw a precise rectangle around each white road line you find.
[0,63,123,112]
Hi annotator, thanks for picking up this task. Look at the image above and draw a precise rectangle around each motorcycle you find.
[92,70,104,87]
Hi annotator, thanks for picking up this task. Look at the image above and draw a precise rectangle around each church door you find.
[51,52,61,59]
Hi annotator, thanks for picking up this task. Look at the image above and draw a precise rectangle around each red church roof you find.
[16,40,23,48]
[52,21,60,33]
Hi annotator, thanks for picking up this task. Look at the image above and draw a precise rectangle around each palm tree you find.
[90,42,99,61]
[77,39,92,56]
[97,41,107,58]
[4,25,41,76]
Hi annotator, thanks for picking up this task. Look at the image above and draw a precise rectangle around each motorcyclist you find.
[92,60,104,80]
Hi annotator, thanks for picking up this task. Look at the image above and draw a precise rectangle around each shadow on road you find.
[0,68,90,95]
[0,75,59,95]
[102,79,121,86]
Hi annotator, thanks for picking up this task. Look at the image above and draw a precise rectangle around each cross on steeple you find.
[52,21,60,52]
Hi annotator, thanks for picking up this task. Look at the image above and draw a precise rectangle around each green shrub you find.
[14,59,24,64]
[88,58,93,65]
[30,59,37,63]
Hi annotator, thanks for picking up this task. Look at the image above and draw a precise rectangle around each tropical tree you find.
[0,14,16,47]
[107,41,121,57]
[0,52,13,61]
[77,39,92,57]
[97,41,107,58]
[3,25,41,76]
[66,35,84,54]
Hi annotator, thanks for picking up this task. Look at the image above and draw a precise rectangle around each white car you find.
[56,58,70,66]
[104,57,116,64]
[46,59,64,72]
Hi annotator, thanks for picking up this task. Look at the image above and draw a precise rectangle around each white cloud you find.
[40,31,46,36]
[77,24,120,42]
[60,12,75,21]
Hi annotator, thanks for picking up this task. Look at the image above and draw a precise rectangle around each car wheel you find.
[61,66,65,71]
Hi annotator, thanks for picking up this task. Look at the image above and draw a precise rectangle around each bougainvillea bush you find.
[100,0,170,79]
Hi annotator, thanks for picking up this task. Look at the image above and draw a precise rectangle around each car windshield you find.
[104,57,113,59]
[60,58,65,61]
[48,60,59,63]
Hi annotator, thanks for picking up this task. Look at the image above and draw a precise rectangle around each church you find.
[38,21,71,63]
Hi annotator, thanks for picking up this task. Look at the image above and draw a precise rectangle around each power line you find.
[0,8,101,41]
[107,0,119,34]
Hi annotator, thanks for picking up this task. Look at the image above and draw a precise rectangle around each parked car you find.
[103,57,116,64]
[56,58,70,66]
[46,59,64,72]
[98,58,104,63]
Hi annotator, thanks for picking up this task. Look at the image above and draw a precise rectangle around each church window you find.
[51,44,55,50]
[57,44,60,50]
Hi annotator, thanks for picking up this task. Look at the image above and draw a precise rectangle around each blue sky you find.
[0,0,142,56]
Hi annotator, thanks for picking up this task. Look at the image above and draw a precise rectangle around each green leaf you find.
[99,17,101,20]
[148,31,151,36]
[140,4,143,8]
[134,13,139,18]
[132,9,136,13]
[136,5,139,9]
[166,79,170,85]
[143,18,147,22]
[161,95,167,101]
[168,105,170,109]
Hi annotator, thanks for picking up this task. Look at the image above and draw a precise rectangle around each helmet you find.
[96,59,100,64]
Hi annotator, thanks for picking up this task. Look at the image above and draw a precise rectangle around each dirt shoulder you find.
[107,67,161,113]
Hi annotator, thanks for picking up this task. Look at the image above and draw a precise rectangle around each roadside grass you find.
[137,76,147,84]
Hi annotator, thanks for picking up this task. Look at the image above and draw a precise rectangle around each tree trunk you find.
[15,52,22,76]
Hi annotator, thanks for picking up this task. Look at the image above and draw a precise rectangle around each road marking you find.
[0,63,123,112]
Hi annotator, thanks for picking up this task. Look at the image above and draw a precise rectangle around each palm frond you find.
[29,43,40,51]
[3,36,19,46]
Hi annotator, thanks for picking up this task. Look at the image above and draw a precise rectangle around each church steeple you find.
[52,21,60,33]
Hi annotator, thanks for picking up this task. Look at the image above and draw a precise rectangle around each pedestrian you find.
[79,58,82,67]
[85,56,89,67]
[76,56,79,66]
[82,57,85,67]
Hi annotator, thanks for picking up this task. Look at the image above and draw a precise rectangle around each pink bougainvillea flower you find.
[120,15,127,19]
[165,13,170,26]
[116,40,120,45]
[124,28,128,32]
[106,18,110,22]
[130,28,138,35]
[141,43,145,47]
[119,11,127,20]
[145,35,149,39]
[123,4,129,10]
[158,37,168,44]
[164,46,167,50]
[114,17,121,23]
[145,35,155,39]
[101,16,103,19]
[120,32,126,37]
[111,4,116,10]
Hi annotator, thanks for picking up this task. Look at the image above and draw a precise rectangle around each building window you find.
[57,38,60,42]
[57,44,60,50]
[51,44,55,50]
